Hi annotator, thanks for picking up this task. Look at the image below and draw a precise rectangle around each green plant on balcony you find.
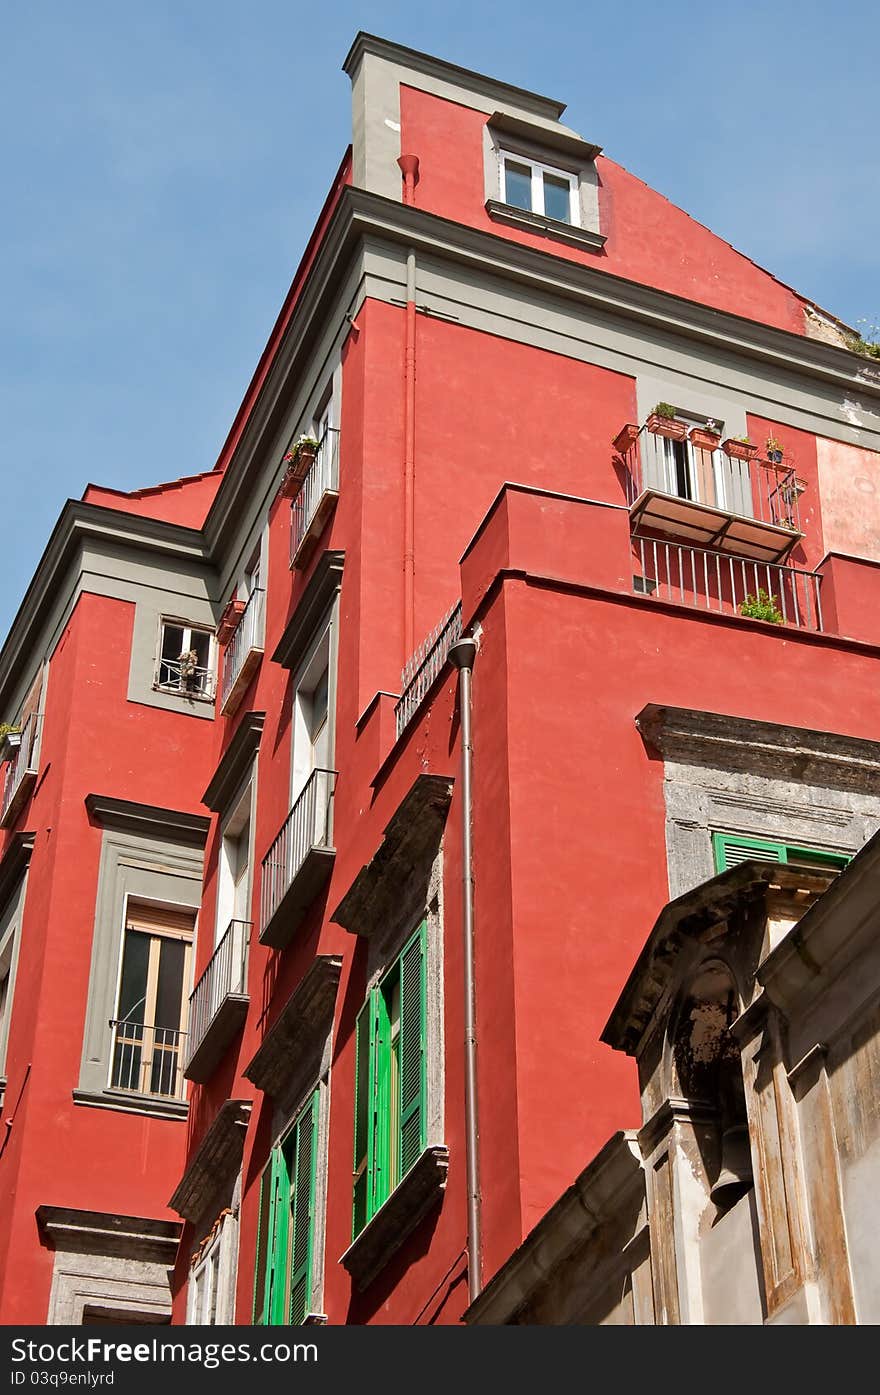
[845,320,880,361]
[652,402,677,419]
[740,589,784,624]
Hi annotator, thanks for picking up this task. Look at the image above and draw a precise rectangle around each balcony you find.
[615,423,805,563]
[395,601,463,739]
[290,427,340,570]
[220,588,265,716]
[184,919,251,1083]
[0,712,41,828]
[154,655,215,702]
[632,534,823,631]
[109,1019,187,1101]
[259,768,337,949]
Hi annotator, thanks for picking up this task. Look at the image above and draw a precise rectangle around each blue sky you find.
[1,1,878,645]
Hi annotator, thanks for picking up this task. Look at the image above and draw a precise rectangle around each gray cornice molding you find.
[271,552,345,670]
[485,200,606,253]
[203,712,266,812]
[487,110,601,161]
[340,1144,450,1291]
[636,703,880,793]
[243,955,342,1097]
[0,499,215,715]
[85,794,211,847]
[331,774,454,935]
[0,831,35,908]
[36,1206,181,1263]
[168,1099,252,1222]
[342,32,567,121]
[464,1132,643,1325]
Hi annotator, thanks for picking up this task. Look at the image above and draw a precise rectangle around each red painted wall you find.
[399,85,807,335]
[82,471,222,528]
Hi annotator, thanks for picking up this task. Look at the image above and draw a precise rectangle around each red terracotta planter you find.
[216,598,246,644]
[722,438,759,462]
[646,413,687,441]
[689,428,722,452]
[612,423,640,454]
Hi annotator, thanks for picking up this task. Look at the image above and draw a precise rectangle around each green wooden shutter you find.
[713,833,786,872]
[288,1091,318,1324]
[267,1146,291,1325]
[352,996,375,1238]
[252,1162,273,1324]
[398,922,427,1182]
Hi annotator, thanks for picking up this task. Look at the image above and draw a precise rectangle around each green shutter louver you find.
[252,1163,272,1324]
[288,1090,318,1324]
[713,833,851,875]
[352,999,373,1239]
[267,1145,291,1325]
[398,922,427,1180]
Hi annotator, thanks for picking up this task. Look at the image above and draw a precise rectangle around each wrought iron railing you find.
[220,588,265,709]
[186,919,251,1068]
[291,427,340,563]
[109,1019,187,1100]
[395,601,463,738]
[619,425,804,533]
[1,712,41,823]
[260,768,337,932]
[632,534,823,632]
[155,656,215,700]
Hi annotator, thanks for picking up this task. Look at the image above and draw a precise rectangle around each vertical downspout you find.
[449,635,481,1302]
[398,155,419,658]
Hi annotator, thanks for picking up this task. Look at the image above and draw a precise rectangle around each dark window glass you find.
[504,160,532,211]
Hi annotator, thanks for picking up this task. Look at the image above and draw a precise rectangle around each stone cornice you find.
[36,1206,181,1263]
[243,956,342,1097]
[85,794,211,848]
[202,712,265,812]
[168,1099,252,1223]
[271,553,345,669]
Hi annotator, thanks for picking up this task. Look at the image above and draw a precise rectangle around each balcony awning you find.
[630,489,801,564]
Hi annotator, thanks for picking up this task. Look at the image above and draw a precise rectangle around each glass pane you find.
[160,625,184,662]
[117,929,150,1023]
[307,668,329,747]
[504,159,532,211]
[155,937,185,1030]
[190,630,211,668]
[543,172,571,223]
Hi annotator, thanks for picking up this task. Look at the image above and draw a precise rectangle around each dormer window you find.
[500,151,579,226]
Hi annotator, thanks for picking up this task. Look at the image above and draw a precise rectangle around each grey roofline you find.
[0,498,212,714]
[341,31,567,121]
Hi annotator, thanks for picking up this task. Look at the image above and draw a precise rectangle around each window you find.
[499,150,579,225]
[713,834,851,874]
[352,923,426,1238]
[253,1090,319,1325]
[156,621,215,700]
[109,901,195,1100]
[291,620,333,846]
[188,1229,223,1325]
[0,913,20,1079]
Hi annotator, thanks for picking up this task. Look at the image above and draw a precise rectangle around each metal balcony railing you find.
[632,534,823,632]
[291,427,340,566]
[109,1018,187,1100]
[1,711,41,825]
[186,919,251,1070]
[155,656,215,700]
[620,425,805,535]
[220,588,265,712]
[260,768,337,933]
[395,601,463,739]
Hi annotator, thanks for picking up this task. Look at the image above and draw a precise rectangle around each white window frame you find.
[154,618,216,702]
[187,1217,236,1325]
[498,149,580,226]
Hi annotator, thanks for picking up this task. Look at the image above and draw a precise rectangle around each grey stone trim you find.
[271,551,345,669]
[37,1206,181,1264]
[203,712,265,812]
[340,1145,450,1292]
[342,32,567,121]
[169,1100,251,1222]
[331,774,454,935]
[0,830,35,909]
[71,1087,188,1121]
[77,829,205,1095]
[244,956,342,1099]
[486,109,601,161]
[485,200,606,252]
[127,590,218,722]
[85,794,210,847]
[464,1132,643,1325]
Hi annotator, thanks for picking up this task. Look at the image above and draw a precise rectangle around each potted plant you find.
[689,420,722,452]
[766,437,784,465]
[612,423,640,454]
[739,589,784,624]
[723,435,759,462]
[0,724,21,760]
[216,598,247,644]
[646,403,687,441]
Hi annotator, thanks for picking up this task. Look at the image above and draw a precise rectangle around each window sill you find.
[152,683,215,706]
[72,1087,188,1121]
[339,1145,449,1292]
[485,198,606,253]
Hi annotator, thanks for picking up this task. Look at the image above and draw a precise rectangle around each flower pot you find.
[279,464,305,500]
[216,598,246,644]
[722,438,759,462]
[767,448,784,465]
[287,444,318,476]
[646,413,687,441]
[613,423,640,454]
[689,428,722,452]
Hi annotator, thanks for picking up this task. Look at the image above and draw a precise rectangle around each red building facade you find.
[2,33,880,1325]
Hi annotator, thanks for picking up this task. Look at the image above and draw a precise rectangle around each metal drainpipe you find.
[449,634,481,1302]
